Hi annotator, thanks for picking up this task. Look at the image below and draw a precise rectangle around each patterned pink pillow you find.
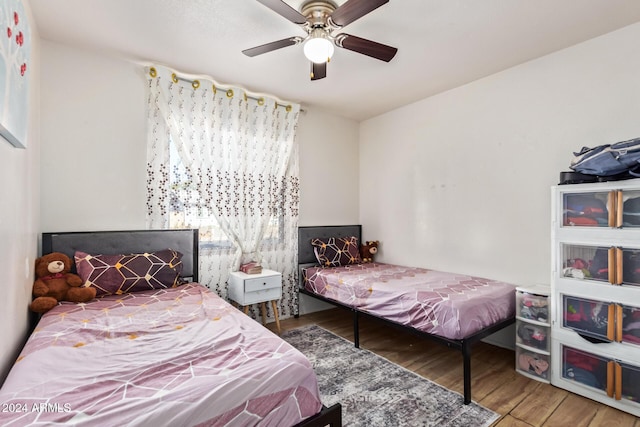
[311,236,362,267]
[75,249,183,297]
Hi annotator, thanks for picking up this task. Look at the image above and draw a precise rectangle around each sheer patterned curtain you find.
[145,65,301,320]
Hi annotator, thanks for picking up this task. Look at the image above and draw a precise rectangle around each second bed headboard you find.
[297,225,362,265]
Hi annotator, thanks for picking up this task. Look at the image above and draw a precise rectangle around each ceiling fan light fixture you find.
[244,0,397,80]
[303,29,334,63]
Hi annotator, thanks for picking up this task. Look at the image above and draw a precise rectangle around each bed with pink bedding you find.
[303,262,515,340]
[0,229,340,427]
[297,225,516,405]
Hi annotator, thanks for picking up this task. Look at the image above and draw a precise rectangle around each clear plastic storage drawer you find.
[516,346,550,380]
[516,319,550,352]
[516,292,549,324]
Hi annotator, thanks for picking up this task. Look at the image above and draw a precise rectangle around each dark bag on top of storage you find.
[570,137,640,177]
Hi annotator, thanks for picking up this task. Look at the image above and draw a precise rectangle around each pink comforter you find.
[304,263,515,339]
[0,283,321,426]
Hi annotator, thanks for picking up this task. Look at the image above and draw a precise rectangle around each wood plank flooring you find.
[265,308,640,426]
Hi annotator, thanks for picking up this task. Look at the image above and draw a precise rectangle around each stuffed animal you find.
[29,252,96,313]
[360,241,379,263]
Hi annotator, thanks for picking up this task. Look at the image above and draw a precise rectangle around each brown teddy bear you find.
[30,252,97,313]
[360,241,379,263]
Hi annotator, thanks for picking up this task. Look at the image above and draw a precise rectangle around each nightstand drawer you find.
[243,287,282,305]
[245,275,281,293]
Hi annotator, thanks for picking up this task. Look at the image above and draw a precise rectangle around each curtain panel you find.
[145,65,301,320]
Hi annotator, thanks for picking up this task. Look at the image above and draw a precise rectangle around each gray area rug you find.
[282,324,499,427]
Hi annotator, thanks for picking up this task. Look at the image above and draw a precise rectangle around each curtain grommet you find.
[149,67,157,78]
[171,73,179,83]
[258,97,265,106]
[192,80,200,89]
[226,89,234,98]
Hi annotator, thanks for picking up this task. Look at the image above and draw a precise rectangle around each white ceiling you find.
[29,0,640,121]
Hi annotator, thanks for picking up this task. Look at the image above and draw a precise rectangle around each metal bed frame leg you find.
[462,340,471,404]
[353,310,360,348]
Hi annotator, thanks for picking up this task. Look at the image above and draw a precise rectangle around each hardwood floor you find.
[265,308,640,427]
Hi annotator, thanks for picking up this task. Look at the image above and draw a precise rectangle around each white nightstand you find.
[228,269,282,334]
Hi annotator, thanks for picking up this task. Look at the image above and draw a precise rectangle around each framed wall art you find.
[0,0,30,148]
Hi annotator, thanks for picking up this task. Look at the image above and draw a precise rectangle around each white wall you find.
[298,106,359,226]
[40,43,147,232]
[0,3,40,384]
[360,23,640,347]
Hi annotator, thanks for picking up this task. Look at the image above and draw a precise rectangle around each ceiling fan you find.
[242,0,398,80]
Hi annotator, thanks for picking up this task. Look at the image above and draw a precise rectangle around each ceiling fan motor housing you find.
[301,1,338,29]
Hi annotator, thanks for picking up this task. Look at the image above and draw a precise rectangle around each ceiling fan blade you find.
[337,34,397,62]
[242,37,300,57]
[256,0,307,24]
[330,0,389,27]
[311,62,327,80]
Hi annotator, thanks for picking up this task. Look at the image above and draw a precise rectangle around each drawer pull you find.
[615,362,622,400]
[608,191,616,227]
[608,247,616,285]
[607,305,615,341]
[615,247,623,285]
[607,361,614,398]
[616,305,623,343]
[616,190,623,228]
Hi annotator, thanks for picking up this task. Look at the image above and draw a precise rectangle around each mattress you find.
[0,283,322,426]
[303,263,516,340]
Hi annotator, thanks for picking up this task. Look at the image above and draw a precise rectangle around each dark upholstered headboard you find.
[42,229,199,282]
[297,225,362,265]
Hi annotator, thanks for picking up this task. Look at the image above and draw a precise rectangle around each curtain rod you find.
[148,66,305,113]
